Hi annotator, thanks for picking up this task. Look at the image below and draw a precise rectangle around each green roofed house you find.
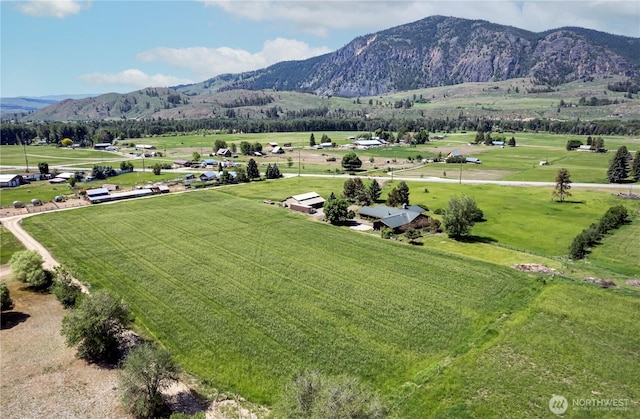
[359,204,430,232]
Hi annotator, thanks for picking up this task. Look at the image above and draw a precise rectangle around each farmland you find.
[20,177,640,416]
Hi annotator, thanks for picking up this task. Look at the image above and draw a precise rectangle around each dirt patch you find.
[583,277,617,288]
[0,278,125,419]
[626,280,640,287]
[512,264,557,274]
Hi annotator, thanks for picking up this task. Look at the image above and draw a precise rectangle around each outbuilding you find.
[283,191,326,210]
[0,174,25,188]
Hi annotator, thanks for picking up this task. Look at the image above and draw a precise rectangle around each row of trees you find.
[4,116,639,146]
[568,205,630,259]
[5,251,180,418]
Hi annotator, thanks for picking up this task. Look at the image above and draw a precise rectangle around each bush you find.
[8,250,50,288]
[51,267,84,309]
[119,343,179,418]
[1,283,13,311]
[276,370,385,419]
[61,290,133,362]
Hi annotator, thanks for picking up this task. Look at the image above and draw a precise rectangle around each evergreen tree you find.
[475,130,484,144]
[309,133,316,147]
[508,136,516,147]
[632,150,640,182]
[367,179,382,203]
[246,158,260,179]
[553,168,572,202]
[607,146,630,183]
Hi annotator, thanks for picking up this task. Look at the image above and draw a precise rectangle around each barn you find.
[283,192,325,213]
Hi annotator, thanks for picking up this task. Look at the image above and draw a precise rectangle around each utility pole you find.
[459,160,463,184]
[298,148,301,177]
[18,133,29,172]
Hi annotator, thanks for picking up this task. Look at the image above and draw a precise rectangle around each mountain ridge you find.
[179,15,639,97]
[10,15,640,122]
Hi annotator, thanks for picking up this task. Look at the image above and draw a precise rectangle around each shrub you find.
[1,283,13,311]
[8,250,50,288]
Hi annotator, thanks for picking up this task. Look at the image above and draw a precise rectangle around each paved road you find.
[283,173,637,190]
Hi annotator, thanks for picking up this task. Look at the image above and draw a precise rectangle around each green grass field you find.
[1,226,25,264]
[19,178,640,416]
[23,190,539,405]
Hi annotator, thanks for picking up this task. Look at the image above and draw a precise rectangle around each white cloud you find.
[199,0,640,37]
[14,0,90,18]
[77,69,194,89]
[136,38,332,80]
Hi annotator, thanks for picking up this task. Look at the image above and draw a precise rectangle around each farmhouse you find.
[217,148,232,157]
[447,150,462,159]
[271,146,284,154]
[199,171,217,181]
[0,174,25,188]
[359,204,430,232]
[201,158,217,167]
[283,192,325,213]
[173,159,191,167]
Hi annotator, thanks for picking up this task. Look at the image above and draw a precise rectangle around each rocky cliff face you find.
[187,16,639,97]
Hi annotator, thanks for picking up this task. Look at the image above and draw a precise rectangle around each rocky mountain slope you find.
[180,15,640,97]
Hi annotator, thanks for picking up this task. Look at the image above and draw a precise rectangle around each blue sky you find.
[1,0,639,98]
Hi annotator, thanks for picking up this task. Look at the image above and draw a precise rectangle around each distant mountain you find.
[1,94,95,115]
[14,16,640,122]
[179,15,640,97]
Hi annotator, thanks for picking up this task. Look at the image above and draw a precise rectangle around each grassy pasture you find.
[1,226,26,264]
[14,176,640,416]
[400,282,640,417]
[23,189,539,406]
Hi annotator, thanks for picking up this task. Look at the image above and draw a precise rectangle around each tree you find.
[508,136,516,147]
[119,343,180,418]
[276,370,384,419]
[213,139,227,152]
[309,133,316,147]
[61,289,133,362]
[632,150,640,181]
[1,282,13,311]
[607,146,631,183]
[151,163,162,176]
[474,130,484,144]
[61,138,73,147]
[287,156,294,168]
[343,177,367,204]
[387,181,410,207]
[51,266,84,309]
[483,132,493,146]
[553,168,572,202]
[266,163,281,179]
[38,161,49,175]
[235,166,249,183]
[8,250,49,288]
[443,195,482,240]
[246,158,260,179]
[341,152,362,171]
[324,198,354,225]
[191,151,201,162]
[367,179,382,203]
